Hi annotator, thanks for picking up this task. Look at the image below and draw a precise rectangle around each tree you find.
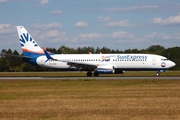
[95,47,101,54]
[80,46,95,54]
[76,47,83,54]
[100,47,111,53]
[57,45,75,54]
[46,47,57,53]
[131,49,140,53]
[124,49,132,53]
[147,45,165,54]
[8,50,22,71]
[0,58,9,72]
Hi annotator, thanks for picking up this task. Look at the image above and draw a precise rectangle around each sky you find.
[1,0,180,53]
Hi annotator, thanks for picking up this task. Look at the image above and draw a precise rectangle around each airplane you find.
[17,26,176,77]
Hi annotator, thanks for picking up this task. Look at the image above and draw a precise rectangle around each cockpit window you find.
[161,58,168,61]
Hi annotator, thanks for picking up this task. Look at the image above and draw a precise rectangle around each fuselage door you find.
[152,56,156,65]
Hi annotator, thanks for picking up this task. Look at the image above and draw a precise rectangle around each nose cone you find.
[169,61,176,67]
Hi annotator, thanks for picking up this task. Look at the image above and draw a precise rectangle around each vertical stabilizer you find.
[17,26,44,56]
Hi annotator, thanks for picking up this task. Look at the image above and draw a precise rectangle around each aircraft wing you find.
[66,61,97,69]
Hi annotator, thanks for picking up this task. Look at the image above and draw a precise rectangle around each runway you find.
[0,76,179,80]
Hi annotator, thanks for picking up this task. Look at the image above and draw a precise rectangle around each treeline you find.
[0,45,180,72]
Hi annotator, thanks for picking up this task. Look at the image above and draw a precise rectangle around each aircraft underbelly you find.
[116,62,148,68]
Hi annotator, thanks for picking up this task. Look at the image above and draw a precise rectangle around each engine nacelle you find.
[95,65,115,74]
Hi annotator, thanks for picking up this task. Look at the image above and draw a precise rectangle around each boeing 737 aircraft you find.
[17,26,175,76]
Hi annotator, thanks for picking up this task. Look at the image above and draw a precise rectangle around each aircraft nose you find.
[169,61,176,67]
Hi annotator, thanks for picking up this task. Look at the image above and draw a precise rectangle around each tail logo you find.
[20,33,38,47]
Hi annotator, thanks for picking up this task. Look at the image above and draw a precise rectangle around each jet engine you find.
[95,65,115,74]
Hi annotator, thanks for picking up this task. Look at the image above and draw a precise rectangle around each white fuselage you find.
[35,54,175,71]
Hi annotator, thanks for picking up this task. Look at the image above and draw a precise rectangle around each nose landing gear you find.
[156,70,166,77]
[156,72,160,77]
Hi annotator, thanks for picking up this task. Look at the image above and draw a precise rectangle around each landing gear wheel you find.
[87,71,92,77]
[156,72,160,77]
[94,72,99,77]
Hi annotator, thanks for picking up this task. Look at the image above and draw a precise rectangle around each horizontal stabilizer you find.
[2,53,32,62]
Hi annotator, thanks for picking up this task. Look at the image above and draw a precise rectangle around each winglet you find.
[42,47,57,62]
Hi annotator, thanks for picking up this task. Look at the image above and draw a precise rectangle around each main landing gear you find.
[86,71,99,77]
[86,71,92,77]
